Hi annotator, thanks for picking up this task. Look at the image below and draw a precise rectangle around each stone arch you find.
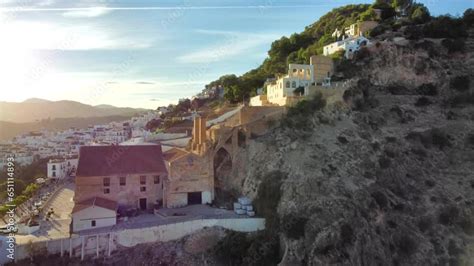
[213,147,233,207]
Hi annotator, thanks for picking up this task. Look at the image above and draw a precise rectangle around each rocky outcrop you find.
[232,30,474,265]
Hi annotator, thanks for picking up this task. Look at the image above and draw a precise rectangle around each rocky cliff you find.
[231,27,474,265]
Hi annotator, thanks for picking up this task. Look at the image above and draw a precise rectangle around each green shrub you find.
[340,223,354,245]
[0,205,10,217]
[214,231,281,266]
[281,215,308,239]
[378,155,391,169]
[450,75,470,92]
[371,191,388,208]
[450,92,474,106]
[462,8,474,26]
[431,128,451,149]
[415,96,432,107]
[254,171,285,231]
[404,25,423,40]
[243,232,280,266]
[423,16,467,39]
[370,24,391,37]
[416,83,438,96]
[442,38,465,53]
[418,216,433,232]
[397,234,417,255]
[213,231,251,265]
[409,4,430,24]
[282,93,326,130]
[23,183,39,197]
[439,205,460,225]
[467,134,474,146]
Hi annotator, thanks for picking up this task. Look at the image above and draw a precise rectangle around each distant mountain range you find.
[0,98,148,123]
[0,115,136,141]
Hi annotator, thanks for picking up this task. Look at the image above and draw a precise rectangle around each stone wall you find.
[9,218,265,263]
[75,172,166,210]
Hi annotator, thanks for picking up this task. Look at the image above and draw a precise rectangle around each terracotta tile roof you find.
[72,197,117,213]
[163,147,189,162]
[76,145,167,177]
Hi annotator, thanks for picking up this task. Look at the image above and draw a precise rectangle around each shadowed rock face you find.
[213,147,235,208]
[232,30,474,265]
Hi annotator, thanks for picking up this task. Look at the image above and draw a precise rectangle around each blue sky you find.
[0,0,472,109]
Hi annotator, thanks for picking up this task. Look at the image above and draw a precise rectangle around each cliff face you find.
[234,31,474,265]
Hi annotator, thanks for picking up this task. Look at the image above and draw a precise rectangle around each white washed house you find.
[72,197,117,232]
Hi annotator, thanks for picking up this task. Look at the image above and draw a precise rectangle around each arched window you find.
[291,81,296,88]
[285,81,290,88]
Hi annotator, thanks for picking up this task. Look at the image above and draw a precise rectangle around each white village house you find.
[72,197,117,232]
[323,21,378,59]
[47,157,78,179]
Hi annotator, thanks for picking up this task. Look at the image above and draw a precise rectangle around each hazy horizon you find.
[0,0,472,109]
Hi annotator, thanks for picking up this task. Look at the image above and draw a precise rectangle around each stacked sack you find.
[233,196,255,217]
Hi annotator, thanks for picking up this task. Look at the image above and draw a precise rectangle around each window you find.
[140,176,146,185]
[291,81,296,88]
[104,188,110,194]
[52,171,56,177]
[103,177,110,186]
[91,220,96,227]
[154,175,160,184]
[140,186,146,192]
[285,81,290,88]
[52,165,56,170]
[120,176,126,186]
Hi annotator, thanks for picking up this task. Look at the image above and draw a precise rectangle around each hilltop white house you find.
[324,21,377,59]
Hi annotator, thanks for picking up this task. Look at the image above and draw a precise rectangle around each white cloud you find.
[0,20,153,50]
[0,5,329,12]
[62,7,112,18]
[177,30,278,63]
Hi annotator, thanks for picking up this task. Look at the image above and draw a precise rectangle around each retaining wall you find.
[10,218,265,263]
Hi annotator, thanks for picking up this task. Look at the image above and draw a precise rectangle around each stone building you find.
[251,55,335,107]
[74,145,168,212]
[163,147,213,208]
[310,55,335,84]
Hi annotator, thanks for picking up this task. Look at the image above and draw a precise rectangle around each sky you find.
[0,0,472,109]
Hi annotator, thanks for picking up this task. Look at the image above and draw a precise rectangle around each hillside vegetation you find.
[222,7,474,266]
[205,0,432,103]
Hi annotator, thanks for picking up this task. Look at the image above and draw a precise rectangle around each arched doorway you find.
[213,147,233,207]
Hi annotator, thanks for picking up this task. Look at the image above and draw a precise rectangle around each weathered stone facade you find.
[75,173,165,210]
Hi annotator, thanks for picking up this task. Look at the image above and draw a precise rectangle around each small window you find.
[140,186,146,192]
[91,220,96,227]
[103,177,110,187]
[104,188,110,194]
[120,176,126,186]
[52,165,56,170]
[291,81,296,88]
[140,176,146,185]
[154,175,160,184]
[285,81,290,88]
[52,172,56,177]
